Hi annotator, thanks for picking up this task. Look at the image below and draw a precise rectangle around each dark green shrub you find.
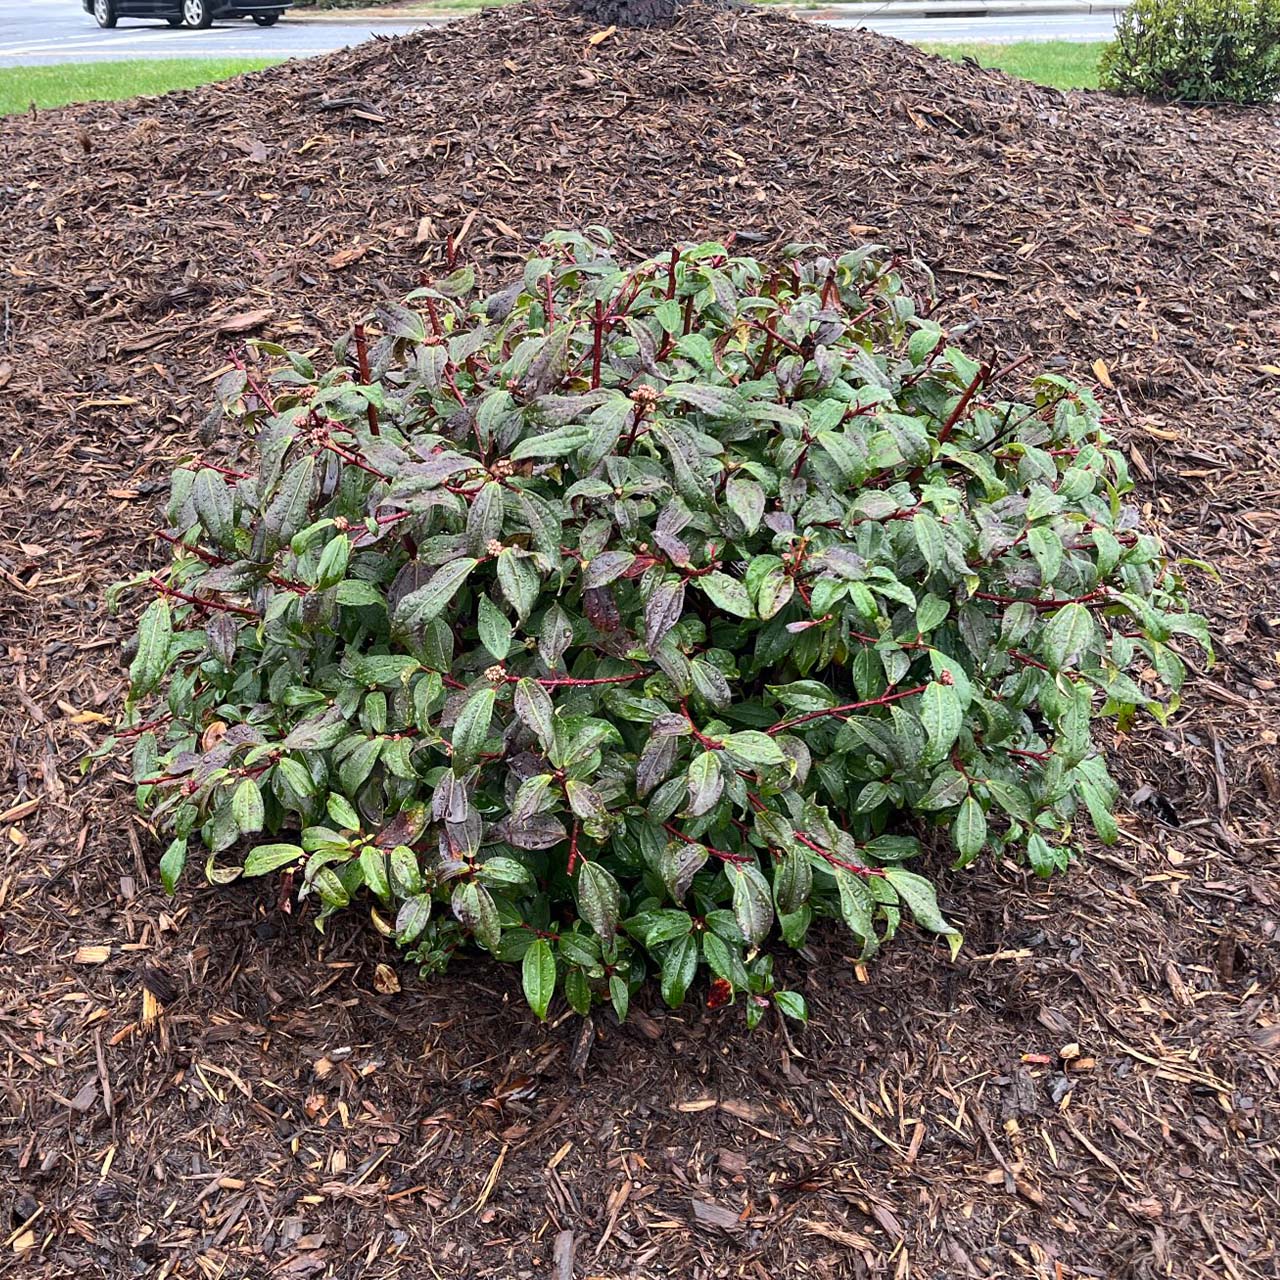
[109,231,1209,1026]
[1101,0,1280,104]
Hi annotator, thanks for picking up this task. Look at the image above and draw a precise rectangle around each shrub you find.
[1100,0,1280,104]
[110,231,1209,1027]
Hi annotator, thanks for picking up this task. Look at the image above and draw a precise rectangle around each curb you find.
[806,0,1126,14]
[287,0,1127,20]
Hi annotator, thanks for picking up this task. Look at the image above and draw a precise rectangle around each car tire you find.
[93,0,117,27]
[182,0,213,26]
[252,10,280,22]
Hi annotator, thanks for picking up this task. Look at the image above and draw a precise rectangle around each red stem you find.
[149,576,256,618]
[662,822,749,866]
[793,830,886,878]
[320,439,391,481]
[591,299,604,390]
[974,588,1108,609]
[504,670,647,689]
[935,366,988,447]
[767,684,930,735]
[681,700,723,751]
[352,323,379,437]
[231,351,277,415]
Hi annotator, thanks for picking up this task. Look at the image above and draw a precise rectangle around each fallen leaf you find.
[230,135,268,162]
[373,963,401,995]
[1092,358,1114,388]
[329,244,370,270]
[691,1199,742,1231]
[587,23,617,44]
[215,309,271,335]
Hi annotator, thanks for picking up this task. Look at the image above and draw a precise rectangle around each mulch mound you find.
[2,4,1279,1276]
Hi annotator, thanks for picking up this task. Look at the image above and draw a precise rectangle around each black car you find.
[84,0,290,27]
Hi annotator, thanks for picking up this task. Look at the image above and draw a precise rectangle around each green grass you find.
[0,58,280,115]
[920,40,1103,90]
[0,38,1103,117]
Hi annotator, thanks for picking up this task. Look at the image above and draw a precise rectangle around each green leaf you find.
[919,682,963,766]
[452,881,501,953]
[583,550,636,588]
[327,792,361,830]
[394,557,478,633]
[243,843,304,877]
[563,965,592,1017]
[315,535,351,590]
[510,424,593,461]
[774,990,808,1023]
[695,571,754,619]
[915,593,950,634]
[659,840,709,902]
[513,678,555,751]
[477,595,513,662]
[1041,602,1097,672]
[389,845,423,896]
[451,686,496,769]
[952,796,987,860]
[396,894,433,943]
[609,974,630,1021]
[833,867,875,950]
[663,382,742,418]
[193,468,234,545]
[645,578,686,651]
[477,855,535,891]
[729,863,774,947]
[159,838,187,894]
[497,548,539,621]
[660,934,699,1007]
[338,737,383,794]
[336,579,385,608]
[883,867,960,943]
[685,750,724,817]
[1079,779,1119,844]
[725,475,765,536]
[565,779,607,820]
[625,909,694,947]
[262,455,316,554]
[231,779,265,835]
[522,938,557,1020]
[577,860,621,942]
[912,512,947,576]
[129,598,172,697]
[721,731,786,769]
[359,846,391,899]
[1028,526,1063,584]
[702,931,749,989]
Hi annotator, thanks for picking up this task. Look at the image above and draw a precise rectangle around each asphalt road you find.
[0,0,1117,67]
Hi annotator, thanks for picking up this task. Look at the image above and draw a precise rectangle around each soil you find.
[2,4,1279,1276]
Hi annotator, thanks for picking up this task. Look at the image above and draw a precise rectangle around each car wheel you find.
[182,0,212,26]
[93,0,117,27]
[252,10,280,23]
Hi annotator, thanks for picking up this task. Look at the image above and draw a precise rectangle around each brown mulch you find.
[2,4,1280,1276]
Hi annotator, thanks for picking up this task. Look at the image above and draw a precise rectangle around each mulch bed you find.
[2,4,1279,1275]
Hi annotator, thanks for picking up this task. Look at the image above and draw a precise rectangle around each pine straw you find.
[1,4,1278,1276]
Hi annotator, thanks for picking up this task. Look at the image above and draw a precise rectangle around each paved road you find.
[0,0,1116,66]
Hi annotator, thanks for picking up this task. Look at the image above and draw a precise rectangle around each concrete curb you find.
[806,0,1126,15]
[287,0,1126,21]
